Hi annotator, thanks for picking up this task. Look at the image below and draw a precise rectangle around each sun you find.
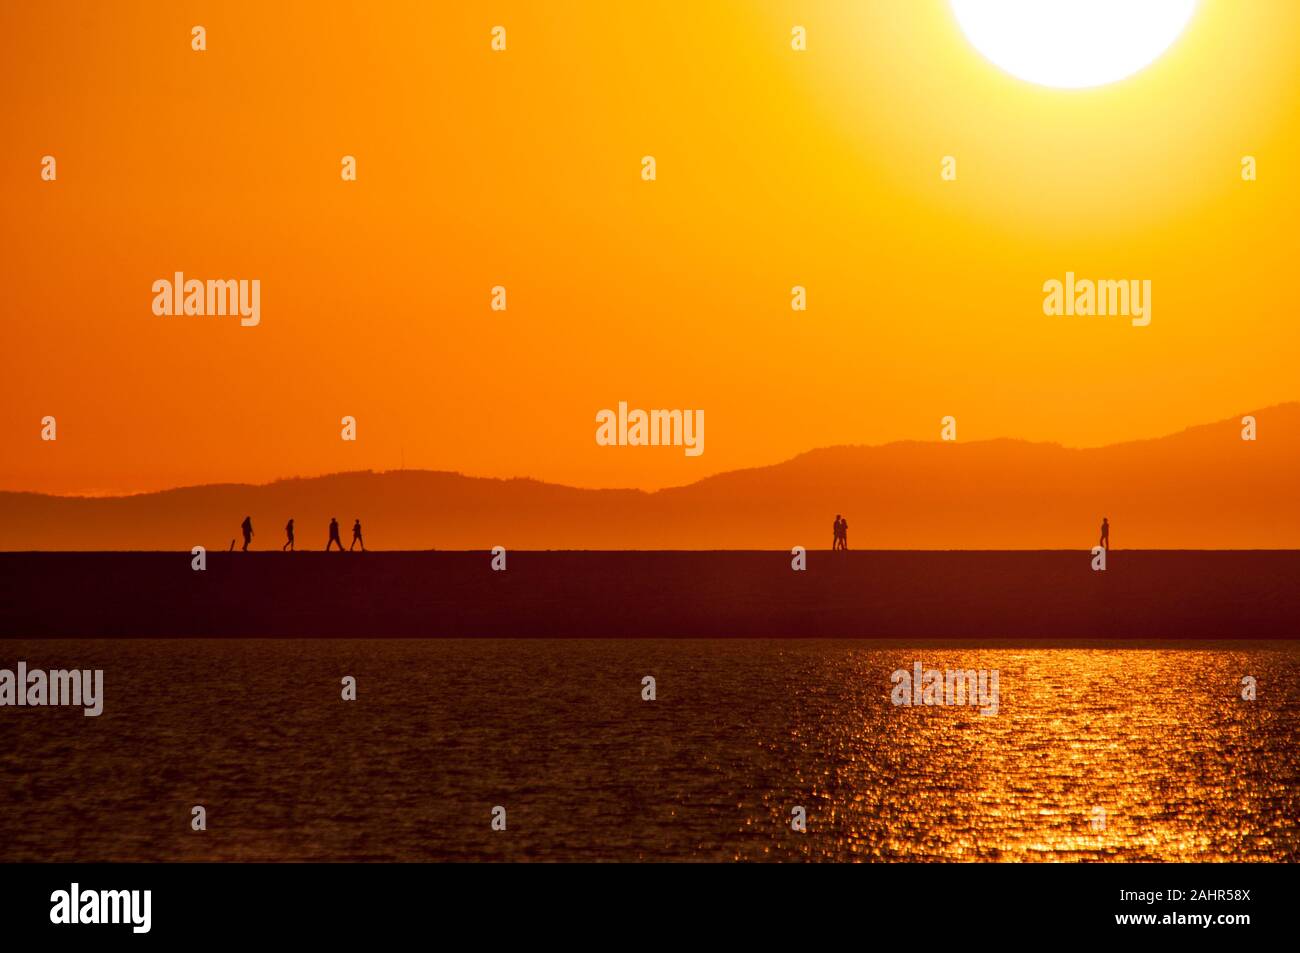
[950,0,1198,89]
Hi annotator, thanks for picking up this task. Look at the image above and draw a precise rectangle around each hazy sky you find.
[2,1,1297,494]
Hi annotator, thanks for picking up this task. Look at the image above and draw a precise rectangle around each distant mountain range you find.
[3,405,1297,550]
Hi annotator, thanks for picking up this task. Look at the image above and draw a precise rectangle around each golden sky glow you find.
[2,1,1298,494]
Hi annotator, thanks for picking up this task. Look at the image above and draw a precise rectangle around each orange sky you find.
[2,1,1298,495]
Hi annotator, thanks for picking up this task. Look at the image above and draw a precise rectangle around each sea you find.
[1,640,1296,861]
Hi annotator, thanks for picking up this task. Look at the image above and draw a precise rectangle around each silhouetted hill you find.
[2,405,1297,550]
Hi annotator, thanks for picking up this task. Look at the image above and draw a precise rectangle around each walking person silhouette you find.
[326,517,345,552]
[240,516,253,552]
[833,514,843,551]
[1099,517,1110,550]
[839,515,849,551]
[350,519,365,552]
[283,518,295,552]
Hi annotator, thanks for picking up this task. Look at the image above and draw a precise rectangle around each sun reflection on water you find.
[769,646,1297,861]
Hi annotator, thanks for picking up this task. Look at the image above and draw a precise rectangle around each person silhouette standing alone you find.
[1099,517,1110,550]
[240,516,253,552]
[326,517,345,552]
[350,519,365,552]
[283,518,295,552]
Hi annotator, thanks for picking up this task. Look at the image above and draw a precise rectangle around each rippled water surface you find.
[1,640,1296,861]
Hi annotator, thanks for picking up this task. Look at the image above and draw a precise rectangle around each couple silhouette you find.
[832,514,849,550]
[325,517,366,552]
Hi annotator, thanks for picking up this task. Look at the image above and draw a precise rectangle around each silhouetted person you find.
[839,516,849,551]
[350,519,365,552]
[240,516,253,552]
[283,518,295,552]
[1100,517,1110,550]
[326,517,344,552]
[833,515,843,550]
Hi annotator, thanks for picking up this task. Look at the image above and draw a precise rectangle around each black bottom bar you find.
[0,862,1286,941]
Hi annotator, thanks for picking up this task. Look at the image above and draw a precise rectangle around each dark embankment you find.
[1,551,1296,638]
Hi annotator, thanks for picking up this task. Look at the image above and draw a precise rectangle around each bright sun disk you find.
[950,0,1198,89]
